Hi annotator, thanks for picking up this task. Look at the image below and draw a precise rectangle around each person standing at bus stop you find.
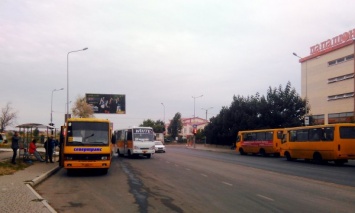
[44,136,54,163]
[11,131,19,164]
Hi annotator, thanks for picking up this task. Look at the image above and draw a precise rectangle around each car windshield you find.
[155,141,163,145]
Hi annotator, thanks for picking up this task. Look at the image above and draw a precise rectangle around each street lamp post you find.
[192,95,203,148]
[293,52,309,125]
[64,101,72,117]
[161,103,165,135]
[50,88,64,126]
[192,95,203,119]
[67,47,88,120]
[201,107,212,146]
[201,107,213,121]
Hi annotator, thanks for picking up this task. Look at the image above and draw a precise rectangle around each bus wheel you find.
[101,168,108,175]
[239,148,246,155]
[313,152,324,164]
[334,160,347,166]
[67,169,74,176]
[118,149,124,157]
[285,152,293,161]
[260,149,267,157]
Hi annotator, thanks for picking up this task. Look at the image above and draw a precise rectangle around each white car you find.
[154,141,166,153]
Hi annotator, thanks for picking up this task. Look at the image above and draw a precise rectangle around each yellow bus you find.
[114,127,155,158]
[236,129,283,156]
[280,123,355,165]
[61,118,115,175]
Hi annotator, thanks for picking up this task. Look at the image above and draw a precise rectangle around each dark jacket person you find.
[11,132,19,164]
[44,136,55,163]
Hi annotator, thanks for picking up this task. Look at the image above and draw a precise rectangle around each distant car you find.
[154,141,166,153]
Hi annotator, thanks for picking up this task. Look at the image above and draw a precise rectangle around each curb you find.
[28,166,61,187]
[26,184,57,213]
[26,166,61,213]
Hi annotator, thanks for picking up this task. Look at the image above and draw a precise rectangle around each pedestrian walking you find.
[44,136,54,163]
[11,131,19,164]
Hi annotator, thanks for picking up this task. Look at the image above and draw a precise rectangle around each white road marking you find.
[185,168,191,171]
[257,194,274,201]
[221,181,233,186]
[201,174,208,177]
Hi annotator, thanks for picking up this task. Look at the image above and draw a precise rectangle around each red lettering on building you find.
[310,28,355,55]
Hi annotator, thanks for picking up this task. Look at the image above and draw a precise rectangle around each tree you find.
[205,81,307,145]
[140,119,155,128]
[33,127,40,140]
[72,95,94,118]
[168,112,182,139]
[140,119,165,133]
[153,120,165,133]
[0,102,18,132]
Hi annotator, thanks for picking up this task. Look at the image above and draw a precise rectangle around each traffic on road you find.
[35,145,355,212]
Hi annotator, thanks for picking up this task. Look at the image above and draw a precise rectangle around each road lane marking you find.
[221,181,233,186]
[201,174,208,177]
[185,168,191,171]
[257,194,274,201]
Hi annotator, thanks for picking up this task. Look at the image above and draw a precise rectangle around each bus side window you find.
[236,135,240,142]
[281,134,287,143]
[325,129,334,141]
[127,132,132,141]
[111,134,116,144]
[290,131,297,142]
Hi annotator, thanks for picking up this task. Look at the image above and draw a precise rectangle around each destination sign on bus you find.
[133,129,153,134]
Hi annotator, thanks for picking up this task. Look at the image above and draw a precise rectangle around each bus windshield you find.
[67,122,109,146]
[133,128,154,141]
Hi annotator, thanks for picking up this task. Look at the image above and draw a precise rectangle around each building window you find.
[328,54,354,66]
[328,112,354,124]
[312,114,324,125]
[328,73,354,84]
[328,92,354,101]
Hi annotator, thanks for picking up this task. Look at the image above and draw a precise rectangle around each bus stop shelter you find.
[15,123,57,161]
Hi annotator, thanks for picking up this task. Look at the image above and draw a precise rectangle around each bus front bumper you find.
[64,161,111,169]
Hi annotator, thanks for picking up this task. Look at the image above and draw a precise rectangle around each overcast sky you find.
[1,0,355,130]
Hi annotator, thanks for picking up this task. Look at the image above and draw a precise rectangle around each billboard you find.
[86,93,126,114]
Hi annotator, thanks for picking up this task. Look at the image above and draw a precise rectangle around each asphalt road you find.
[35,145,355,213]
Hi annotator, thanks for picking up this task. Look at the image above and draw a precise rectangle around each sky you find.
[1,0,355,130]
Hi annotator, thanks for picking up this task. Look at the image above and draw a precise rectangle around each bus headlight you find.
[134,146,139,150]
[150,146,155,150]
[66,156,73,160]
[101,156,108,160]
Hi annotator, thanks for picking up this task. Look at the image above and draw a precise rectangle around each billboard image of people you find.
[86,93,126,114]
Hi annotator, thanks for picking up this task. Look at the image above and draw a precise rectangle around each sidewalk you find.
[0,148,60,213]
